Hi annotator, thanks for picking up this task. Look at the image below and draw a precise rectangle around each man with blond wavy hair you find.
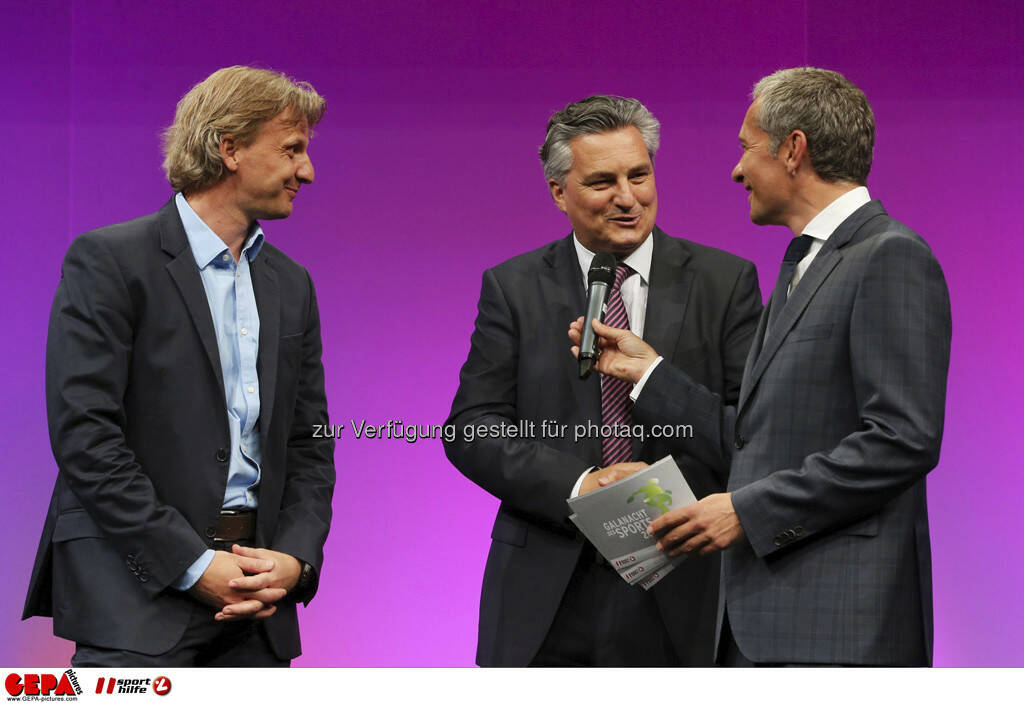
[24,66,336,666]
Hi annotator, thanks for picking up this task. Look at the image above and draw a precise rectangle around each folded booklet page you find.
[568,455,697,590]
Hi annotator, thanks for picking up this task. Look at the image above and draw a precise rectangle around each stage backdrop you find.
[3,0,1021,666]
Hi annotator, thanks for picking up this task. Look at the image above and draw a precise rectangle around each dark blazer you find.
[23,199,335,660]
[637,202,951,665]
[445,228,762,666]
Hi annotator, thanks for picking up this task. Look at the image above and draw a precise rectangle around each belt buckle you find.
[212,509,256,544]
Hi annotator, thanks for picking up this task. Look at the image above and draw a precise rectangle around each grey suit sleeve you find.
[46,234,208,594]
[732,233,952,558]
[633,361,738,473]
[631,260,760,478]
[720,260,763,403]
[444,268,590,527]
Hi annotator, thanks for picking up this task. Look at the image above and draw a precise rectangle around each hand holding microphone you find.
[574,252,660,382]
[577,253,617,379]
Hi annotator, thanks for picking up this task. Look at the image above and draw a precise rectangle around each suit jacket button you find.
[215,448,229,462]
[774,536,784,546]
[138,573,149,583]
[794,526,804,536]
[734,435,745,450]
[205,526,217,538]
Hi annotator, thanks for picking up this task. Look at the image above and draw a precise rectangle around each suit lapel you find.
[738,200,887,415]
[742,250,842,401]
[543,236,602,463]
[643,228,693,358]
[737,301,771,412]
[251,253,280,447]
[160,200,227,404]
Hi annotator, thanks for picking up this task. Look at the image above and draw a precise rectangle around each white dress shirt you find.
[572,232,654,337]
[570,232,654,495]
[791,186,870,292]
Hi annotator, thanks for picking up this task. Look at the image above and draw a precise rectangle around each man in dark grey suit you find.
[445,95,762,666]
[571,68,951,666]
[23,66,335,666]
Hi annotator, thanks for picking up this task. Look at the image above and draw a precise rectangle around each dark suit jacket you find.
[23,198,335,660]
[444,228,762,666]
[637,202,951,665]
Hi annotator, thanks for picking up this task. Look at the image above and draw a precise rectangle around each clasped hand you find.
[189,545,302,621]
[580,462,648,494]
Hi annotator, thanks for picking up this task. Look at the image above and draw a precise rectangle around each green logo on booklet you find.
[626,478,673,516]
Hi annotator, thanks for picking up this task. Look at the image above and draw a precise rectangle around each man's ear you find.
[548,179,568,213]
[219,134,239,172]
[781,129,809,176]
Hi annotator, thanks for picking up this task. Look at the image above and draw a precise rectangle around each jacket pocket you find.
[784,323,834,344]
[834,513,879,537]
[52,509,105,542]
[490,513,527,547]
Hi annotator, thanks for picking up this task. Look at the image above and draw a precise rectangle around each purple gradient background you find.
[3,0,1021,667]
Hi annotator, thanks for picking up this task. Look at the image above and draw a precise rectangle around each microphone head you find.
[588,252,617,287]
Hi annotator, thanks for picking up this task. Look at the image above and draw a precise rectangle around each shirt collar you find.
[801,186,871,243]
[175,192,265,268]
[572,231,654,287]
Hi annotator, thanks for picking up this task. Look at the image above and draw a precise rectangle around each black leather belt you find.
[213,509,256,542]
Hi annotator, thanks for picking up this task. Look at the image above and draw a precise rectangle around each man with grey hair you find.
[571,68,951,665]
[446,95,762,666]
[24,66,335,666]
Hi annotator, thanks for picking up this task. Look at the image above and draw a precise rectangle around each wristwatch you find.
[295,560,314,598]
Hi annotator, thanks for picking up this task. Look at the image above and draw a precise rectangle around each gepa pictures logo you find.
[5,670,83,699]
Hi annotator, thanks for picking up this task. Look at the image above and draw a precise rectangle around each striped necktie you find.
[600,263,635,466]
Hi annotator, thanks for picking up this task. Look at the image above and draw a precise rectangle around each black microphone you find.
[579,252,616,379]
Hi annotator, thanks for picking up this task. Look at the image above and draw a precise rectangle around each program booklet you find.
[568,455,697,590]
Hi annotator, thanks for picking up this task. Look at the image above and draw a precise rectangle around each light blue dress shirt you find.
[171,192,265,590]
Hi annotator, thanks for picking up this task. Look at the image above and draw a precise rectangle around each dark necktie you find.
[600,263,635,466]
[765,235,813,335]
